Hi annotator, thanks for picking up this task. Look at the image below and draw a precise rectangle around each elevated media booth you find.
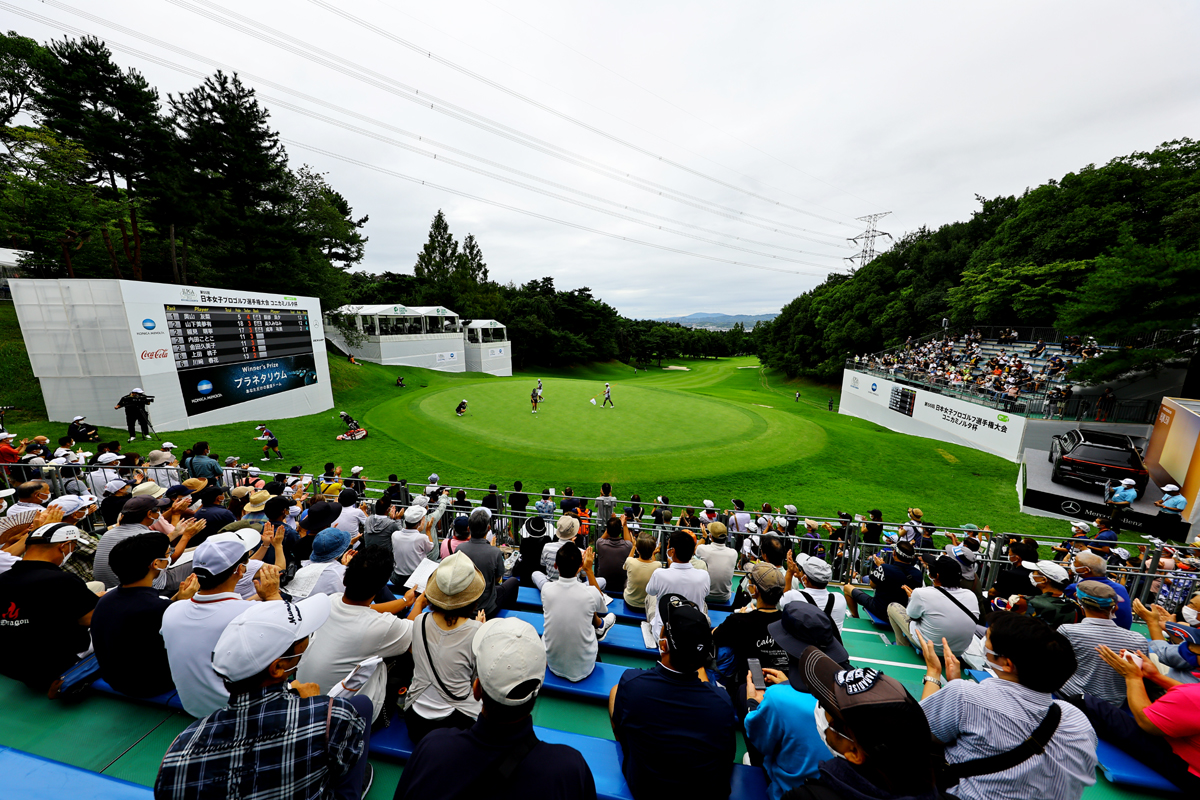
[10,279,334,430]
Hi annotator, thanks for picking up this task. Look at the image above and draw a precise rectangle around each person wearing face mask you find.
[0,522,98,692]
[1154,484,1188,541]
[47,493,100,584]
[919,612,1097,800]
[743,603,854,799]
[9,479,51,515]
[90,532,200,697]
[159,538,284,717]
[1062,550,1133,629]
[155,594,375,800]
[1011,560,1081,629]
[92,494,172,590]
[1178,590,1200,627]
[1131,598,1200,684]
[776,647,951,800]
[1057,581,1150,706]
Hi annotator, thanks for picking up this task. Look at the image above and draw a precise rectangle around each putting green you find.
[366,376,825,483]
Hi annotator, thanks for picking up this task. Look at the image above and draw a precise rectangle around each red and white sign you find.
[140,349,169,360]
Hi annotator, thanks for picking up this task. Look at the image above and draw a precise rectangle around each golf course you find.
[4,330,1077,538]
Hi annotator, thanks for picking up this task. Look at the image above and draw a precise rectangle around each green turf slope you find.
[3,351,1090,539]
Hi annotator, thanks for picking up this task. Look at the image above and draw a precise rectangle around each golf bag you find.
[336,411,369,441]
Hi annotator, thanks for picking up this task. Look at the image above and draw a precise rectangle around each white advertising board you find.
[839,370,1027,461]
[10,279,333,431]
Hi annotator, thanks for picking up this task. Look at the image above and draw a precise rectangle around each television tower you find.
[845,212,892,269]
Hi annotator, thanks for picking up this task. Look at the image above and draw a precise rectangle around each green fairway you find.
[1,344,1104,540]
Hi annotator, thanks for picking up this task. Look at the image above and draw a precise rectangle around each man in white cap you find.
[156,593,375,800]
[0,521,97,692]
[602,381,613,408]
[114,387,153,442]
[1104,477,1138,532]
[160,538,283,717]
[390,503,435,587]
[90,451,125,497]
[47,493,100,582]
[780,549,848,630]
[67,414,100,443]
[1154,484,1187,541]
[395,617,596,799]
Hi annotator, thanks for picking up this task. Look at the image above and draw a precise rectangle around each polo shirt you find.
[1144,683,1200,776]
[744,684,823,800]
[0,561,97,690]
[612,663,736,800]
[905,586,979,656]
[1064,577,1132,629]
[1109,487,1137,504]
[91,585,174,697]
[161,591,258,717]
[1058,618,1150,705]
[696,542,738,603]
[1161,495,1187,516]
[394,715,596,800]
[542,576,608,681]
[390,528,433,579]
[333,505,366,534]
[92,522,153,589]
[644,562,711,640]
[456,538,506,616]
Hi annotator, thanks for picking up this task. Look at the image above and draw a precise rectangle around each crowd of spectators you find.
[0,441,1197,800]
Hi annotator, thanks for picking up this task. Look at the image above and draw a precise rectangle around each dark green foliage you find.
[758,140,1200,384]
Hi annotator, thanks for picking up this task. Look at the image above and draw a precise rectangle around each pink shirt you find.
[1145,682,1200,776]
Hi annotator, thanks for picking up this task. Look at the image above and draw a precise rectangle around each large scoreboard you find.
[163,303,319,416]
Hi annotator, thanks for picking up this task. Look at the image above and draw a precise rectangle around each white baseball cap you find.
[225,456,240,465]
[208,528,263,555]
[1070,521,1093,534]
[247,466,261,476]
[351,466,363,474]
[797,553,833,583]
[1034,559,1069,583]
[1120,478,1137,486]
[48,494,98,516]
[212,595,331,682]
[472,617,546,706]
[1163,484,1180,492]
[191,539,251,577]
[0,432,14,440]
[404,505,427,524]
[132,388,144,394]
[161,441,176,449]
[104,479,130,494]
[96,452,122,464]
[702,500,714,509]
[72,415,85,422]
[27,522,90,545]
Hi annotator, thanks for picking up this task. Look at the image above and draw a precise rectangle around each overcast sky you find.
[6,0,1200,318]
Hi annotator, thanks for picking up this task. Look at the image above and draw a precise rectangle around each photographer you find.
[114,388,153,442]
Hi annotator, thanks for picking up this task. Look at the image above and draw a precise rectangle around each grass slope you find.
[4,346,1086,539]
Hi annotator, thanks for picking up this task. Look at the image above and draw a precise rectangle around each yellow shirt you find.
[623,557,662,610]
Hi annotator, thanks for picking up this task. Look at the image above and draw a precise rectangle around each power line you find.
[304,0,855,228]
[3,1,848,258]
[845,212,892,269]
[280,138,845,278]
[142,0,849,243]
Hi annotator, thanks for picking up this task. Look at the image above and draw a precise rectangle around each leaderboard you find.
[163,304,314,371]
[889,385,917,417]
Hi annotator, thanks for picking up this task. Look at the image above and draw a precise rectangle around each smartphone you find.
[747,658,766,690]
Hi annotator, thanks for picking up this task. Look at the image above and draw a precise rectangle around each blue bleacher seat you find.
[496,609,655,656]
[542,662,629,702]
[0,746,153,800]
[863,606,891,629]
[516,586,731,626]
[92,678,187,711]
[371,715,768,800]
[1095,740,1182,793]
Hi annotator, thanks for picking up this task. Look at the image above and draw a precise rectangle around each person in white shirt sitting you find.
[297,546,418,723]
[888,554,979,659]
[780,550,848,630]
[645,530,711,640]
[390,505,435,587]
[333,489,367,535]
[288,528,357,600]
[541,542,617,682]
[696,522,738,605]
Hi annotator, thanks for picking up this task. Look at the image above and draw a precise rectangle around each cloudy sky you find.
[5,1,1199,317]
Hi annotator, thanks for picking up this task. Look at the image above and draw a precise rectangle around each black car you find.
[1048,428,1149,496]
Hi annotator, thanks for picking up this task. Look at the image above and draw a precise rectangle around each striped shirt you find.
[921,678,1097,800]
[1059,617,1150,705]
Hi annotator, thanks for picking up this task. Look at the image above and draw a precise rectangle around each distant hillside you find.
[654,312,778,328]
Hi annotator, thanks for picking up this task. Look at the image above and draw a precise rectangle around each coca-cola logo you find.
[140,349,169,360]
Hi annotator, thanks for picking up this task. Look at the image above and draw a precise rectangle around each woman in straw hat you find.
[404,551,487,742]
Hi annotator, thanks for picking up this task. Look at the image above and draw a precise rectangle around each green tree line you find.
[756,139,1200,388]
[0,32,367,309]
[340,210,759,369]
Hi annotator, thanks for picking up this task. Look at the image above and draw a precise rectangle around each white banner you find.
[839,371,1027,461]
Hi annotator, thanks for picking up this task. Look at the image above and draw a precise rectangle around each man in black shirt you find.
[990,540,1040,599]
[509,480,530,530]
[713,562,788,722]
[843,540,922,622]
[381,476,411,508]
[91,532,200,697]
[0,522,98,692]
[395,617,596,800]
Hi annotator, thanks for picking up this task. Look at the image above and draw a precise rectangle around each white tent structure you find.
[325,304,511,374]
[464,319,512,376]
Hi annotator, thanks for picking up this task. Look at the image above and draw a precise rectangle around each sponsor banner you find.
[126,305,174,374]
[178,353,319,417]
[840,370,1027,461]
[435,351,459,364]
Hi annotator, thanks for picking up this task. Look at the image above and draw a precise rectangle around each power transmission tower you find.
[845,212,892,269]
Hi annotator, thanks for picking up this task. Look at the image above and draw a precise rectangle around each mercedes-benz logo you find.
[1061,500,1082,514]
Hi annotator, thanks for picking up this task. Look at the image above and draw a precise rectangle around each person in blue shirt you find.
[744,603,853,800]
[1154,484,1188,541]
[1104,478,1138,532]
[183,441,223,482]
[1064,550,1133,630]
